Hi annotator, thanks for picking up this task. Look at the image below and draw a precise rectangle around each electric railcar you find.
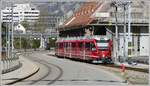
[55,36,113,63]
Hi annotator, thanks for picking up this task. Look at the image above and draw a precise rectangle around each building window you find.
[137,36,140,51]
[31,8,35,10]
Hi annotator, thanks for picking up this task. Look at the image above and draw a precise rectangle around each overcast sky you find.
[1,0,148,7]
[2,0,91,3]
[1,0,87,8]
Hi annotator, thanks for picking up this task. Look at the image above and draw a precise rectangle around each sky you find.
[1,0,148,8]
[2,0,92,3]
[1,0,86,7]
[2,0,147,3]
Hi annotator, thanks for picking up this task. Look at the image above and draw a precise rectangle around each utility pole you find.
[6,16,8,58]
[0,0,2,84]
[113,2,119,63]
[20,32,21,50]
[123,4,127,62]
[8,14,11,59]
[0,0,2,59]
[11,2,14,58]
[148,1,150,77]
[127,1,131,61]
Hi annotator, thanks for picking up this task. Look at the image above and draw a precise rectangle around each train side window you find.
[90,42,96,51]
[79,42,83,48]
[60,43,63,48]
[65,43,68,48]
[64,43,65,47]
[90,42,95,48]
[85,42,90,50]
[72,43,76,48]
[58,43,60,48]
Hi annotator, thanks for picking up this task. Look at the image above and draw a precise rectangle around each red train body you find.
[55,36,113,63]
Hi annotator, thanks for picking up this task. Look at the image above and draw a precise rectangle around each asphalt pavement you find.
[13,51,127,85]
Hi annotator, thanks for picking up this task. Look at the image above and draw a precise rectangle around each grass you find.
[98,65,149,85]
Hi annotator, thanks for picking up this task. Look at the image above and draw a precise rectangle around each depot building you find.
[57,1,149,61]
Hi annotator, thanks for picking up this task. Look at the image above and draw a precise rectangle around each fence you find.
[1,51,21,74]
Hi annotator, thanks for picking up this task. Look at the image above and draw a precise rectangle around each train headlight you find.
[104,37,108,40]
[102,54,105,57]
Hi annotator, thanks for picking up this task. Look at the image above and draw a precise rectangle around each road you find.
[14,51,127,85]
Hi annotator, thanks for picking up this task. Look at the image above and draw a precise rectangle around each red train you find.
[55,36,113,63]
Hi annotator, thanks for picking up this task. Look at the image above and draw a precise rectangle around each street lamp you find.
[110,1,119,63]
[127,1,132,61]
[11,2,14,59]
[148,1,150,77]
[123,3,127,62]
[0,0,2,60]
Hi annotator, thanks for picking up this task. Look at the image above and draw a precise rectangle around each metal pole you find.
[123,5,127,62]
[6,15,9,58]
[148,1,150,77]
[127,1,131,60]
[56,16,60,39]
[20,33,21,50]
[11,2,14,58]
[6,17,8,58]
[0,1,2,81]
[8,15,11,59]
[114,5,118,62]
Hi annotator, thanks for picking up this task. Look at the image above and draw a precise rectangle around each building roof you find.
[59,1,149,31]
[62,2,101,28]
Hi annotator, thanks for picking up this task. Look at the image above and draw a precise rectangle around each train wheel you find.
[102,58,106,63]
[107,58,113,64]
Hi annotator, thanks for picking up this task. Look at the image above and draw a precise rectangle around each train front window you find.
[96,40,109,51]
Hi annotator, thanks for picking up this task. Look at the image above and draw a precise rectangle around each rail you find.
[101,64,149,73]
[49,53,148,73]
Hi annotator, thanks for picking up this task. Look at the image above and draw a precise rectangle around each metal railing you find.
[1,51,22,74]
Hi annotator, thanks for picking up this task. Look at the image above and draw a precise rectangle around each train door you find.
[140,36,149,56]
[71,42,76,58]
[76,41,80,59]
[64,42,68,57]
[90,41,98,59]
[85,41,91,60]
[79,41,84,59]
[55,43,58,55]
[119,36,124,57]
[69,42,72,58]
[59,42,64,56]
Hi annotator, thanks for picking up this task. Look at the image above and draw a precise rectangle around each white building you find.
[14,24,26,34]
[1,4,40,23]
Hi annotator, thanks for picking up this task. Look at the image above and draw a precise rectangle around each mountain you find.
[35,2,82,16]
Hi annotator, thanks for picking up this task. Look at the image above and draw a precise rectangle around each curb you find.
[2,55,40,85]
[5,66,40,85]
[2,62,22,74]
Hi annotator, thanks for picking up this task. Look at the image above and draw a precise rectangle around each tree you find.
[20,20,30,31]
[2,22,7,47]
[32,39,40,51]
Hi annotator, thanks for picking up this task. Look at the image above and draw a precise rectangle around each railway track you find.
[100,64,149,73]
[13,53,64,85]
[30,57,63,85]
[29,60,52,85]
[49,54,148,73]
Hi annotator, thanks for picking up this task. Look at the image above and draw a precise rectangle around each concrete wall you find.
[118,33,149,57]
